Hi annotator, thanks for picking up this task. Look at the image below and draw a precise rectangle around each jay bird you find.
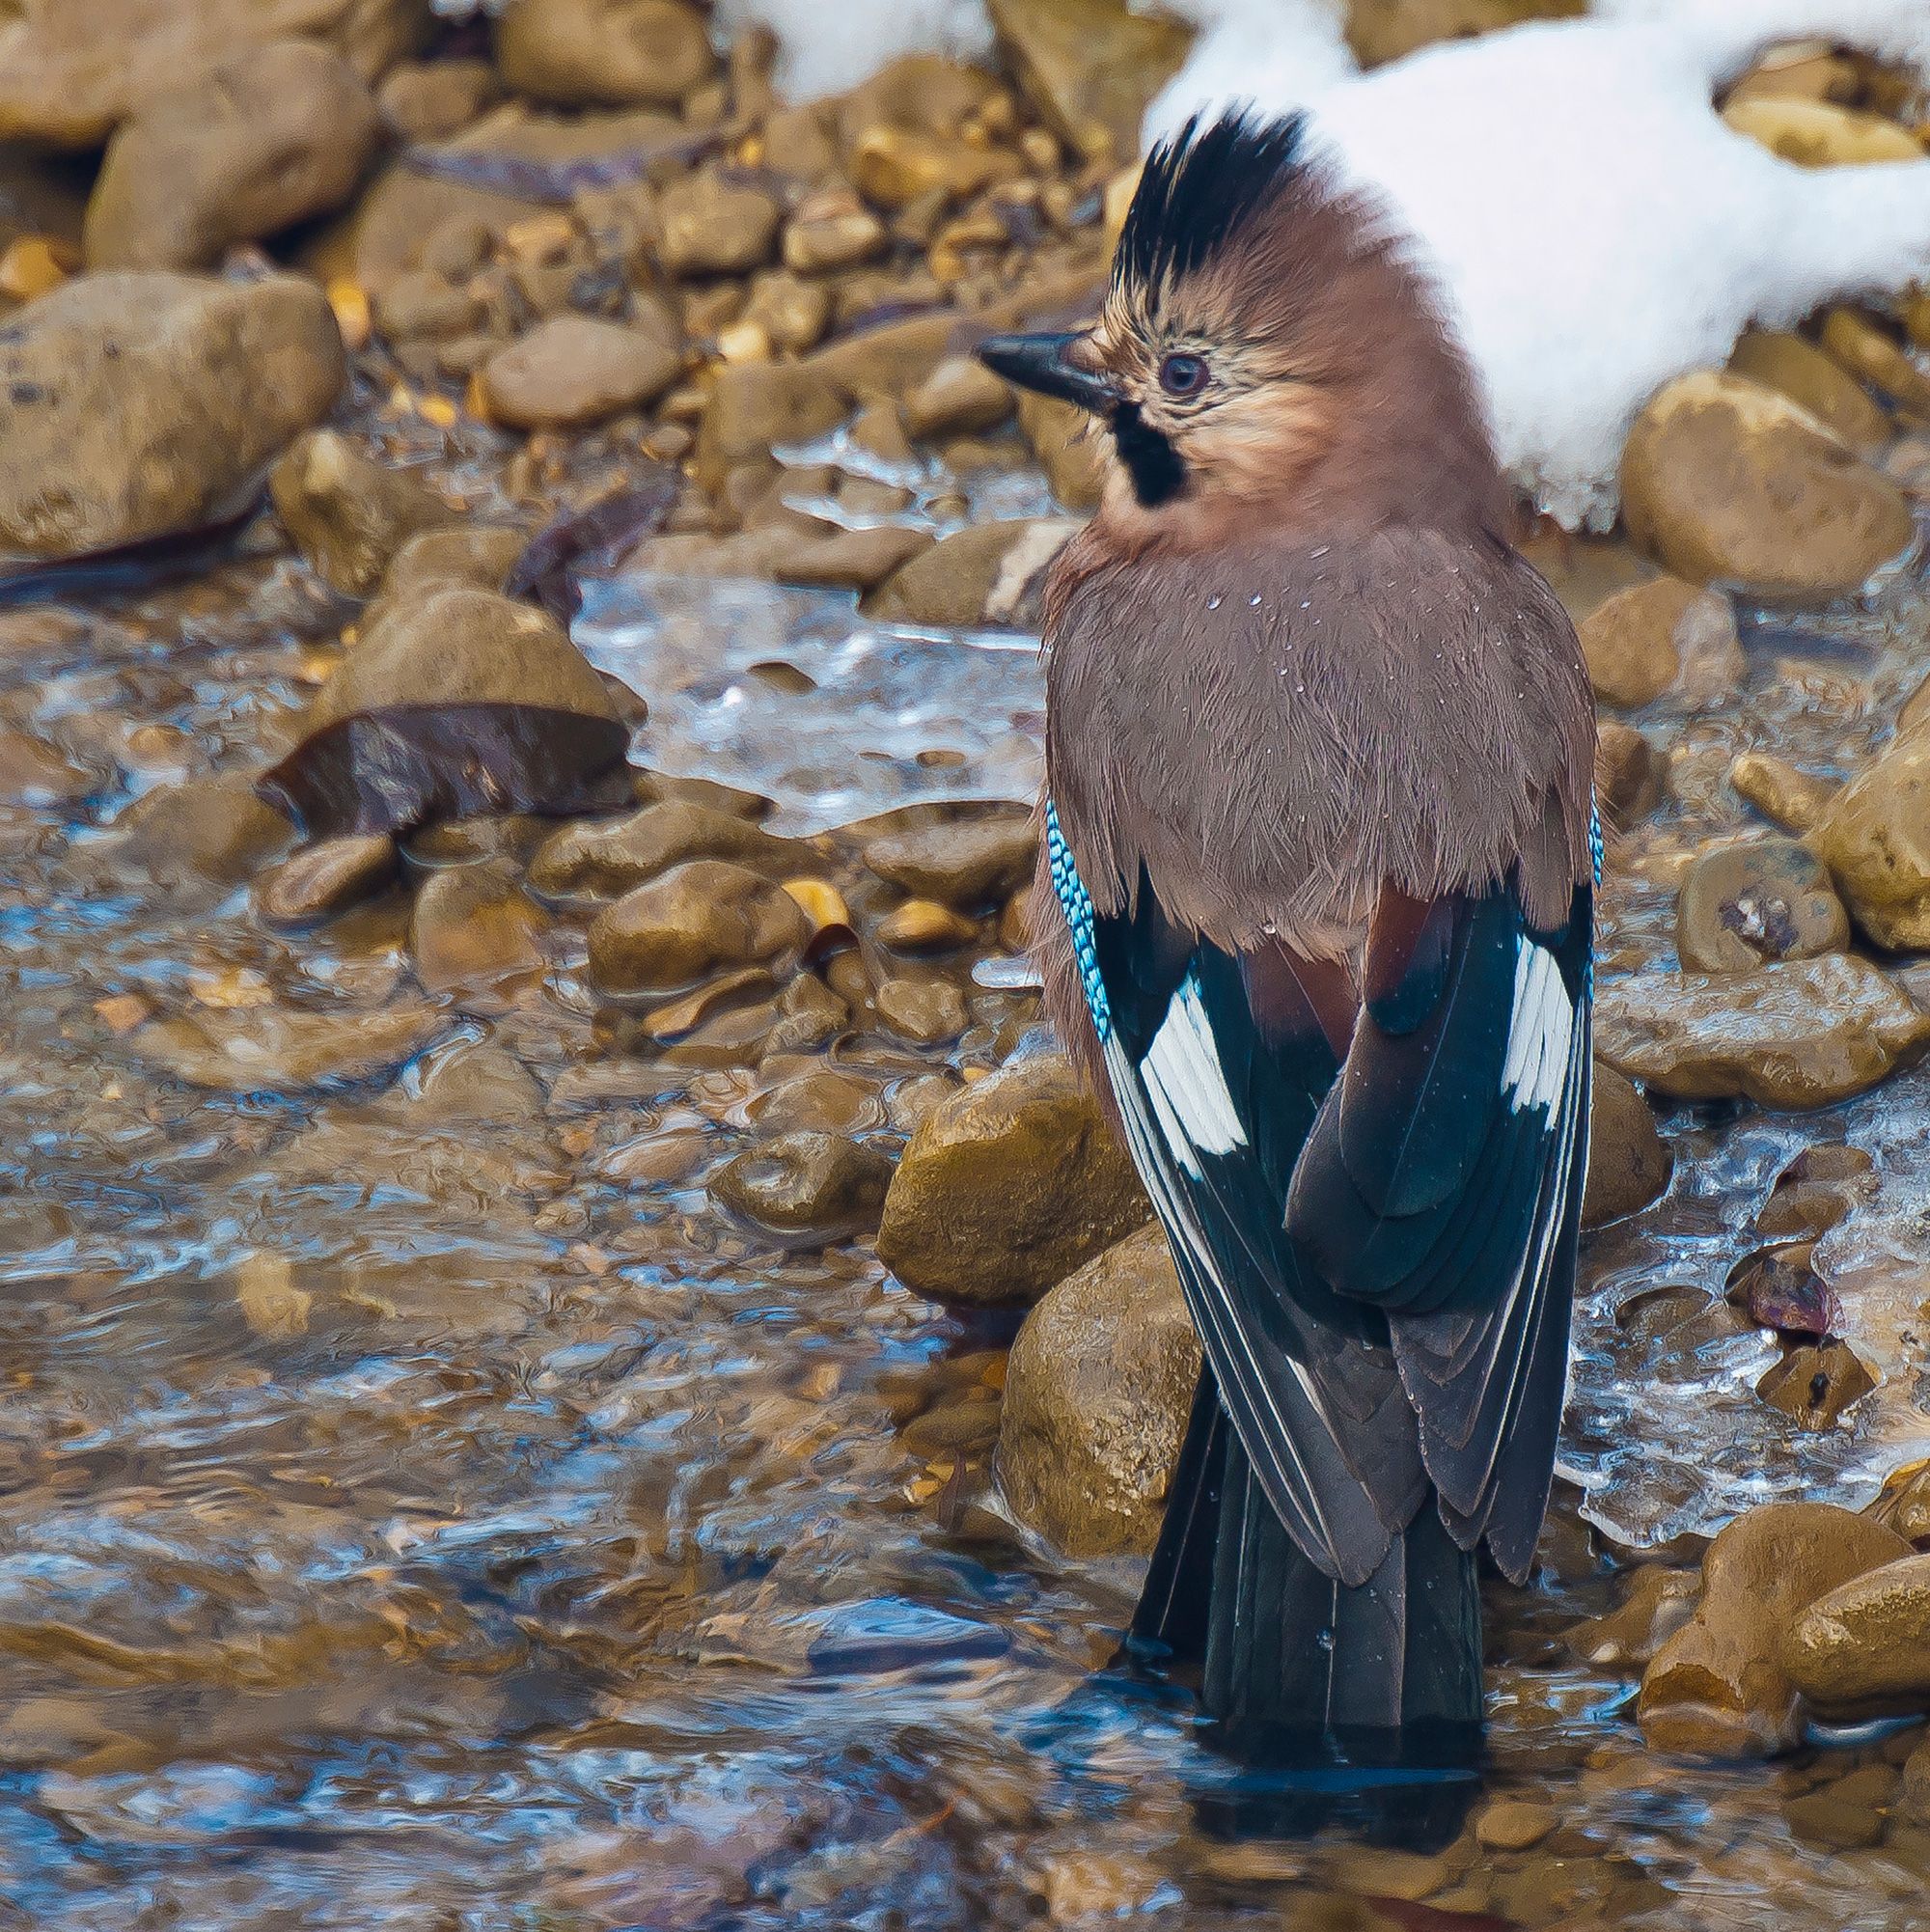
[977,111,1597,1798]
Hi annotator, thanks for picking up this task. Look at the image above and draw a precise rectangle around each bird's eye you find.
[1158,352,1209,399]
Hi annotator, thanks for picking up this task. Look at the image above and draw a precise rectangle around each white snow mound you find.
[1154,0,1930,527]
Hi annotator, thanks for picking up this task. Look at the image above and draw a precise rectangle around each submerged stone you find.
[709,1129,894,1246]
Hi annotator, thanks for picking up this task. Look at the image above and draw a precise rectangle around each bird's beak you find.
[976,330,1121,416]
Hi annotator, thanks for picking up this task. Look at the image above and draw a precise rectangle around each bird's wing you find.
[1069,841,1427,1588]
[1283,877,1593,1584]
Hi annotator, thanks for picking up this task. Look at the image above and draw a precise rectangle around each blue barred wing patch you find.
[1045,798,1112,1040]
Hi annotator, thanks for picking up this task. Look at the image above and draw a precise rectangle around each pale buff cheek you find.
[1191,396,1335,499]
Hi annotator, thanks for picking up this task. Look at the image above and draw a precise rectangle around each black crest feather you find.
[1117,108,1310,300]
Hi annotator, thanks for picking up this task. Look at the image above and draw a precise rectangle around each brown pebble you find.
[253,835,398,927]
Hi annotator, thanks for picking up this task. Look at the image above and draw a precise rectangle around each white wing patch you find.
[1502,938,1573,1115]
[1140,972,1248,1177]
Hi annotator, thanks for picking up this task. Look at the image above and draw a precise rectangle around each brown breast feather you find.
[1040,521,1595,967]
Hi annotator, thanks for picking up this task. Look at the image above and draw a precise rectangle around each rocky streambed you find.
[3,3,1930,1928]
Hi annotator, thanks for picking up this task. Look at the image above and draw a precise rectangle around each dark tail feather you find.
[1129,1370,1482,1843]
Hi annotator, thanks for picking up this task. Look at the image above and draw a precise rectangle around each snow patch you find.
[1157,0,1930,527]
[718,0,995,100]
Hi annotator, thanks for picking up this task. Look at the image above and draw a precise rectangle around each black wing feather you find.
[1093,888,1424,1587]
[1082,853,1589,1589]
[1287,884,1592,1582]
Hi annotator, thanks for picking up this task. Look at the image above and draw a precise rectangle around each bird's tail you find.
[1129,1370,1482,1841]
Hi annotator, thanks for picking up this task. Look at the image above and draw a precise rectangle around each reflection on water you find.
[3,487,1930,1926]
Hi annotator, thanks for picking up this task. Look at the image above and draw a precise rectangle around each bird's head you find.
[978,109,1503,549]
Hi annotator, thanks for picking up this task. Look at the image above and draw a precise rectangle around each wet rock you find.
[1756,1340,1877,1429]
[1017,391,1107,512]
[1727,327,1890,454]
[1594,721,1663,825]
[482,313,683,430]
[1564,1562,1699,1669]
[495,0,715,110]
[759,99,838,181]
[658,175,782,279]
[1726,1241,1841,1341]
[1786,1554,1930,1716]
[269,429,451,596]
[1879,1462,1930,1547]
[848,126,1022,210]
[404,1035,546,1121]
[1783,1781,1888,1852]
[0,725,96,806]
[1637,1503,1912,1756]
[996,1222,1199,1556]
[136,1000,446,1092]
[876,899,978,951]
[903,354,1014,439]
[0,270,344,560]
[114,774,293,889]
[1908,1739,1930,1823]
[987,0,1190,164]
[376,525,526,607]
[642,966,776,1044]
[695,362,846,490]
[377,57,500,142]
[1595,954,1930,1108]
[807,311,961,406]
[1811,733,1930,951]
[835,55,996,152]
[372,267,482,343]
[741,269,832,355]
[875,975,968,1043]
[782,190,889,274]
[1727,751,1838,834]
[252,833,397,926]
[408,859,546,997]
[1675,836,1849,973]
[1619,371,1915,598]
[1579,575,1736,709]
[0,0,424,149]
[863,812,1036,910]
[82,41,379,271]
[1580,1062,1670,1228]
[1722,96,1924,168]
[317,104,678,294]
[763,971,849,1054]
[709,1129,894,1245]
[876,1051,1148,1306]
[1475,1799,1558,1852]
[748,1068,882,1136]
[260,587,628,838]
[528,801,799,900]
[1822,307,1930,419]
[587,860,808,995]
[767,521,933,593]
[866,516,1078,630]
[1756,1144,1873,1241]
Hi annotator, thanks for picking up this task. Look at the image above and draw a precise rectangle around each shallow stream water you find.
[4,415,1930,1926]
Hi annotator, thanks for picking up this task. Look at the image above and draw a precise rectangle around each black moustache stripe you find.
[1112,403,1187,508]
